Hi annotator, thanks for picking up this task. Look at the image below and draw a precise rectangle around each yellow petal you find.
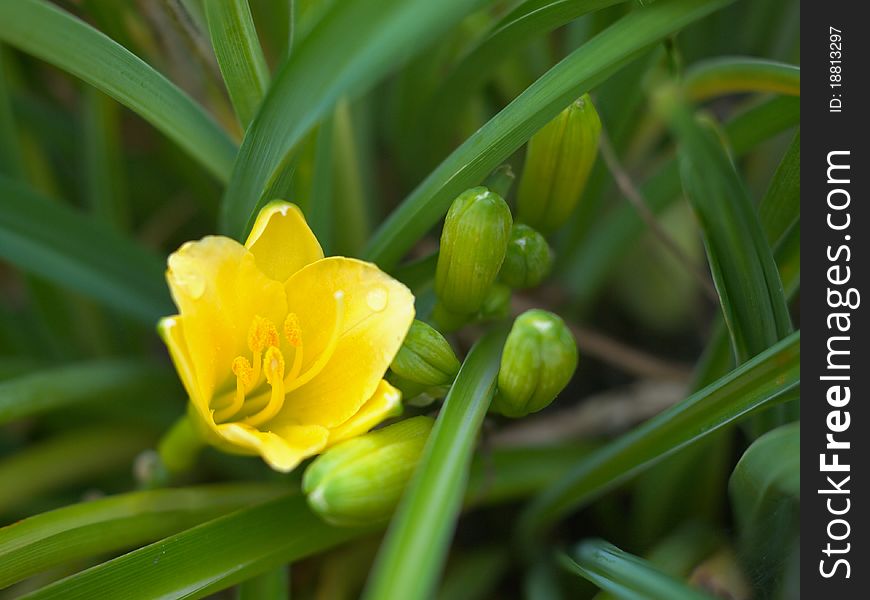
[244,201,324,282]
[166,236,287,401]
[325,379,403,448]
[157,316,198,403]
[274,257,415,428]
[217,422,329,472]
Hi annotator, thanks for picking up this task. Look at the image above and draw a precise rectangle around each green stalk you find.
[362,329,506,600]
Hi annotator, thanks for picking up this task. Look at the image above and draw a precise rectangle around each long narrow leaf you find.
[667,98,792,362]
[0,0,237,181]
[561,95,799,308]
[729,422,799,592]
[205,0,271,128]
[684,57,800,101]
[758,130,800,244]
[365,0,736,270]
[0,427,155,515]
[23,495,364,599]
[518,331,799,538]
[0,484,284,589]
[363,329,505,600]
[0,177,171,323]
[424,0,627,142]
[560,540,716,600]
[219,0,483,238]
[0,360,172,425]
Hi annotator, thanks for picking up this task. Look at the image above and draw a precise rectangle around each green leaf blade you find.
[205,0,271,128]
[0,177,171,323]
[365,0,737,270]
[0,484,284,589]
[518,331,800,538]
[219,0,482,238]
[363,329,505,600]
[21,495,365,600]
[0,0,237,181]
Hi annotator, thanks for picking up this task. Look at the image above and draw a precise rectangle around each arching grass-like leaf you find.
[0,484,284,589]
[518,331,799,539]
[365,0,736,270]
[0,177,171,323]
[0,360,172,425]
[205,0,271,128]
[21,495,365,599]
[219,0,483,238]
[666,98,792,363]
[363,329,505,600]
[684,57,800,101]
[560,540,717,600]
[0,0,237,182]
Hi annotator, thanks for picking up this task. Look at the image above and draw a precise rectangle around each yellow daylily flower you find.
[158,201,415,472]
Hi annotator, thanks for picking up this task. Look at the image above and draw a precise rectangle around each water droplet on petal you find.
[168,254,206,298]
[367,287,388,312]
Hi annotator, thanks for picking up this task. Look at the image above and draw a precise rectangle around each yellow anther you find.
[232,356,253,387]
[248,315,279,354]
[285,290,346,394]
[283,313,302,347]
[245,346,286,427]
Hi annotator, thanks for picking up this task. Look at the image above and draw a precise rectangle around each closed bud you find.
[303,416,434,526]
[435,187,513,315]
[516,94,601,233]
[391,320,460,387]
[493,309,578,418]
[499,224,553,289]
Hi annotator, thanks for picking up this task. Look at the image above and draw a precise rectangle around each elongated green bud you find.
[391,320,460,387]
[303,416,434,527]
[516,94,601,233]
[492,309,578,418]
[499,224,553,289]
[435,186,513,315]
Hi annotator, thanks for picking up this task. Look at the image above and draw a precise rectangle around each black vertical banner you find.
[802,1,869,597]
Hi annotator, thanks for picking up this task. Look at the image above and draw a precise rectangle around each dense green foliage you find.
[0,0,798,598]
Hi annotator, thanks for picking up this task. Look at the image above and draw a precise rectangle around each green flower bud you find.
[478,283,512,321]
[435,186,513,315]
[303,416,434,527]
[493,309,578,418]
[391,320,460,387]
[516,94,601,233]
[498,224,553,289]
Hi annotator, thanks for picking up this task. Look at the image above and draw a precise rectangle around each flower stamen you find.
[285,290,345,393]
[247,315,279,384]
[214,356,253,422]
[244,346,286,426]
[284,313,304,383]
